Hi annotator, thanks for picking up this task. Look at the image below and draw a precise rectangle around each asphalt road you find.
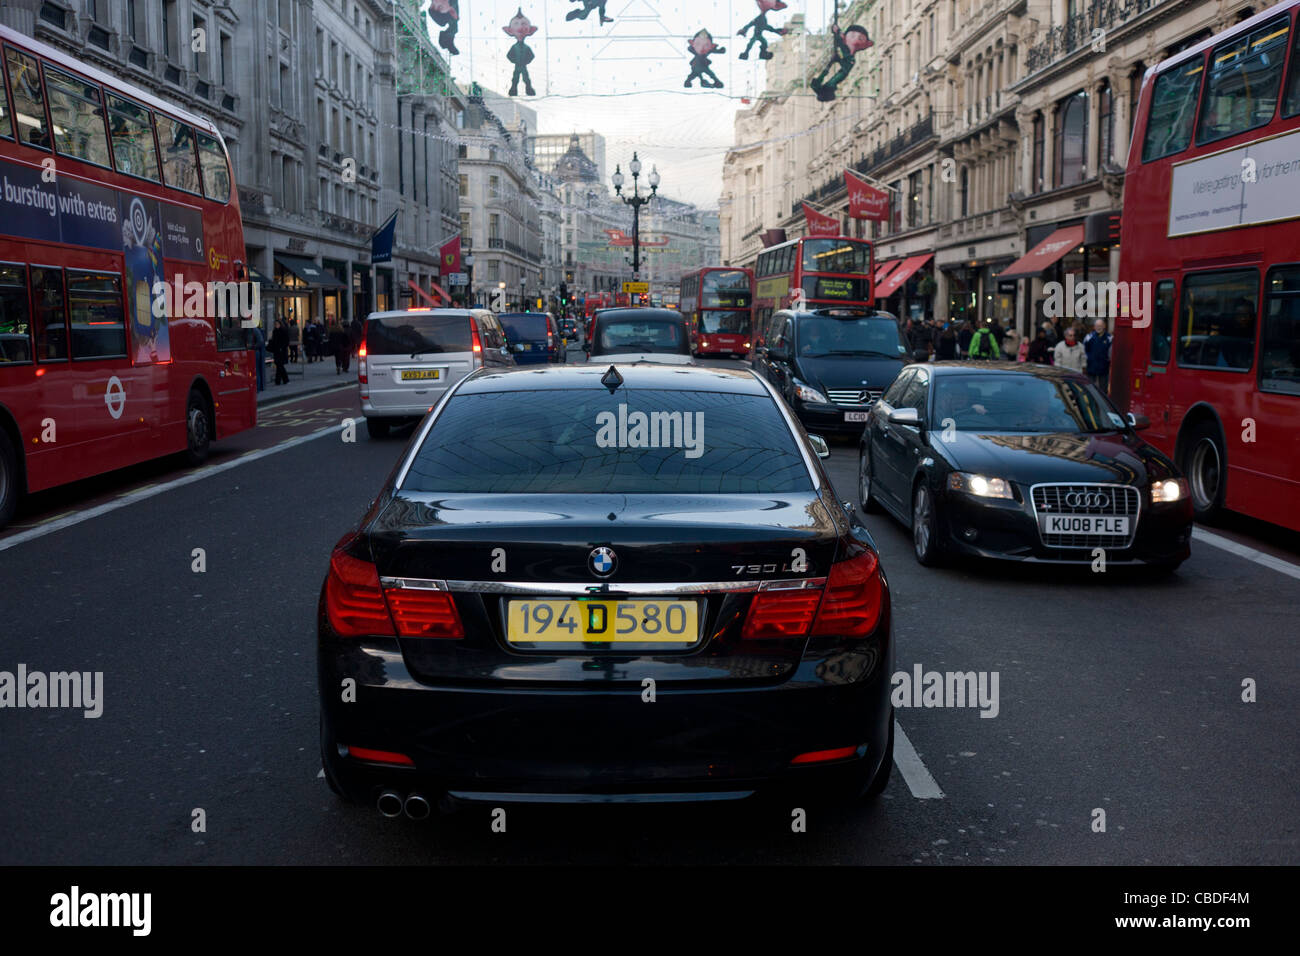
[1,355,1297,864]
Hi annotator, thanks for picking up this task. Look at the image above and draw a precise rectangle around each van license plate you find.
[401,369,441,381]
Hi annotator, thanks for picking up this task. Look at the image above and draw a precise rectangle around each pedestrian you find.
[908,318,932,359]
[1084,317,1113,391]
[956,320,974,356]
[270,318,290,384]
[935,321,957,360]
[968,320,999,360]
[251,321,266,391]
[1001,325,1020,361]
[989,316,1005,349]
[1052,326,1086,372]
[1026,329,1052,364]
[288,319,300,363]
[329,321,351,373]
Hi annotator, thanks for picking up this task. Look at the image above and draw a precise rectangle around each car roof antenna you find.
[600,365,624,394]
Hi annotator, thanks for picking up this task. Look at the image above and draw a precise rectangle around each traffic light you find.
[559,281,568,307]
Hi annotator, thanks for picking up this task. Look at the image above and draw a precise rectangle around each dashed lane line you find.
[1192,526,1300,582]
[894,720,945,799]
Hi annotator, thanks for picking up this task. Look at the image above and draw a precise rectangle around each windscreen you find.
[802,239,872,274]
[594,315,688,354]
[698,310,750,334]
[498,313,549,341]
[402,389,814,494]
[702,270,752,308]
[932,374,1126,433]
[366,314,471,355]
[795,316,907,358]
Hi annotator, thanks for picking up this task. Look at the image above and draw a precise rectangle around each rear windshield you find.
[498,313,549,341]
[594,316,688,354]
[366,314,471,355]
[402,388,814,494]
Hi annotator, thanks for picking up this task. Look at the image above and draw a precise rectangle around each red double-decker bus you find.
[750,237,875,354]
[0,25,255,529]
[679,267,754,358]
[1111,1,1300,532]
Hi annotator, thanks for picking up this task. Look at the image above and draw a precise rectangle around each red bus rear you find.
[1112,1,1300,532]
[0,25,255,529]
[750,237,875,356]
[679,267,753,359]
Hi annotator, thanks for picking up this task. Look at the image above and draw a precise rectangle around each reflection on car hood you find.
[797,355,904,391]
[935,430,1179,486]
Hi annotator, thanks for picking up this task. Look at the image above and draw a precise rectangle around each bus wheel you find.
[185,389,211,466]
[1183,422,1225,522]
[0,427,19,529]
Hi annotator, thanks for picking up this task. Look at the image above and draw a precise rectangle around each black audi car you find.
[754,307,909,436]
[319,363,894,816]
[857,362,1194,569]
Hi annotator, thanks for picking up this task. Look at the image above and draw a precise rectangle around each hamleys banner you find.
[802,202,840,237]
[845,170,890,221]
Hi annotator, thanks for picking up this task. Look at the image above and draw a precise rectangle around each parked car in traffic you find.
[584,307,693,363]
[858,362,1194,570]
[358,308,514,439]
[498,312,564,365]
[319,362,893,816]
[753,307,909,436]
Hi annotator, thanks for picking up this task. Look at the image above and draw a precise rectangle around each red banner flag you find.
[439,235,462,276]
[802,202,840,237]
[845,170,890,221]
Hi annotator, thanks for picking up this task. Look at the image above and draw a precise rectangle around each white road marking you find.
[257,383,353,411]
[0,419,364,553]
[317,769,325,779]
[1192,527,1300,582]
[894,720,945,799]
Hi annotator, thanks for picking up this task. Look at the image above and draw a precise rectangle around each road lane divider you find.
[894,720,945,799]
[0,419,364,553]
[1192,527,1300,581]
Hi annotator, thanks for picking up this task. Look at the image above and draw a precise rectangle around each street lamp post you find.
[520,275,527,311]
[464,254,475,307]
[612,153,660,284]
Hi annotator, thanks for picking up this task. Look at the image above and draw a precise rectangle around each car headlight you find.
[793,380,829,404]
[947,472,1015,499]
[1151,477,1188,503]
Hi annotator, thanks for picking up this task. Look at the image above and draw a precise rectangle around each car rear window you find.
[594,317,687,354]
[402,388,814,494]
[366,314,471,355]
[499,313,549,341]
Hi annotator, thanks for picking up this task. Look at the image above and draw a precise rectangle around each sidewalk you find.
[256,355,356,405]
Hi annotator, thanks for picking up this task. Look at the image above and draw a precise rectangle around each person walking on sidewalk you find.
[1084,318,1113,392]
[329,321,351,373]
[270,319,290,385]
[968,321,1000,360]
[1052,326,1087,372]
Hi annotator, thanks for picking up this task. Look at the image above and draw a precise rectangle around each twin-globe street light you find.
[612,153,660,284]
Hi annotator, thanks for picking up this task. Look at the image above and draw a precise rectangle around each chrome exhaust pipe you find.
[376,790,404,818]
[404,793,431,820]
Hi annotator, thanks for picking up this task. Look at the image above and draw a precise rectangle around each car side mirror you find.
[888,407,921,427]
[807,434,831,459]
[1127,412,1151,430]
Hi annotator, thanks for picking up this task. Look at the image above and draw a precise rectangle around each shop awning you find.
[246,264,270,285]
[996,225,1084,280]
[875,259,902,284]
[274,254,347,289]
[876,253,933,298]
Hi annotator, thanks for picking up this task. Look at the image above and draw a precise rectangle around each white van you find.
[358,308,514,438]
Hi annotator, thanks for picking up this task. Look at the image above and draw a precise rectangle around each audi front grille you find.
[1030,483,1141,549]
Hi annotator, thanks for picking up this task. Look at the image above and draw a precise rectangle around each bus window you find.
[5,48,50,150]
[44,65,111,168]
[67,270,126,360]
[802,239,870,274]
[1286,21,1300,116]
[156,115,201,194]
[0,263,31,364]
[1197,17,1290,144]
[106,94,159,182]
[1142,60,1204,161]
[1177,270,1259,371]
[32,267,67,362]
[196,131,230,202]
[1260,266,1300,395]
[1151,279,1176,365]
[0,61,11,139]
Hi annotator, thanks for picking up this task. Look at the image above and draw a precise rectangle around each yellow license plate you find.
[506,599,698,644]
[400,369,441,381]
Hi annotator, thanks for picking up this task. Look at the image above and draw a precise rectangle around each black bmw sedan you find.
[320,363,894,817]
[858,362,1194,570]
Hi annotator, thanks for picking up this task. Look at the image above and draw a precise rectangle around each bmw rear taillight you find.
[811,549,881,637]
[326,548,395,637]
[385,587,464,638]
[742,584,822,638]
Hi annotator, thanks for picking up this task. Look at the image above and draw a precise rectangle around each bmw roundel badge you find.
[589,547,617,578]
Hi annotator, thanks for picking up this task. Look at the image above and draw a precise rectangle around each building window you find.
[959,167,968,217]
[1054,91,1088,186]
[1098,81,1113,169]
[163,0,177,59]
[487,260,499,282]
[1032,111,1045,190]
[458,174,468,197]
[489,214,500,240]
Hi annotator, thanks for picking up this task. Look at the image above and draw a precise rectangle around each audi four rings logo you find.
[1065,490,1112,508]
[589,547,617,577]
